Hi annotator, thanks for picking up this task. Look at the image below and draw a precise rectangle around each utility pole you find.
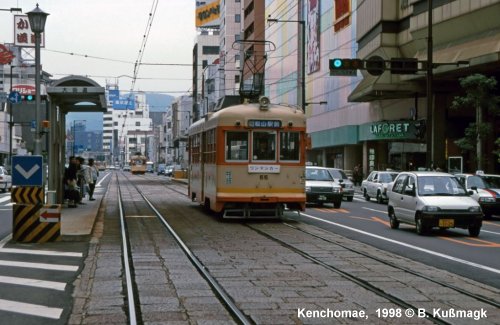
[426,0,434,169]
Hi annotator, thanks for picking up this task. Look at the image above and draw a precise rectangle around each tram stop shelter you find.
[46,76,106,204]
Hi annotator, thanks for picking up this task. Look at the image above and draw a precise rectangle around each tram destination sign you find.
[248,120,282,128]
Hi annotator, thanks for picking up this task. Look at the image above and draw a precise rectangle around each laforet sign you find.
[359,121,417,141]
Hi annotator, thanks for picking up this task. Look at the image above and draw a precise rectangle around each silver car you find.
[387,171,483,237]
[327,168,354,201]
[361,171,399,203]
[0,166,12,193]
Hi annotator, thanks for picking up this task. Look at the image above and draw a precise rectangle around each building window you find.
[202,59,208,68]
[334,0,351,32]
[202,45,219,55]
[235,75,240,83]
[136,121,141,127]
[235,14,241,23]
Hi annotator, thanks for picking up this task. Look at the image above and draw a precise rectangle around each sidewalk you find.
[60,192,102,241]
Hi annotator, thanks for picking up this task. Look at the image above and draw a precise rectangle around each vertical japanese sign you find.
[14,15,45,48]
[307,0,320,74]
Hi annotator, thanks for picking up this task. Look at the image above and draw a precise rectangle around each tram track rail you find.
[116,173,252,325]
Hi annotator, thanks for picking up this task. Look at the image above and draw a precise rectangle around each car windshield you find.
[417,175,468,196]
[306,168,333,181]
[379,173,398,183]
[467,175,487,189]
[328,169,347,180]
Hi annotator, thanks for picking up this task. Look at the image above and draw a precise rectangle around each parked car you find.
[157,163,166,175]
[361,171,399,203]
[455,173,500,219]
[305,166,343,208]
[327,168,354,201]
[387,171,483,237]
[0,166,12,193]
[122,164,131,171]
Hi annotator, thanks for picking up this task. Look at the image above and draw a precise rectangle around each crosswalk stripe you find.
[0,196,11,203]
[0,260,78,272]
[0,275,66,291]
[0,298,62,319]
[0,248,82,257]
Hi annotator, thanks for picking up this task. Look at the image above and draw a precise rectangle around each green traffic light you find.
[26,95,34,101]
[333,59,342,68]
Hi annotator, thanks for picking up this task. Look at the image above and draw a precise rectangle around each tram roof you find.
[189,103,305,134]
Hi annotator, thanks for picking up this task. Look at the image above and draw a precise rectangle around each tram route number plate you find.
[439,219,454,227]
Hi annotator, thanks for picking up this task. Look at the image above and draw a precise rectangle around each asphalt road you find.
[292,193,500,289]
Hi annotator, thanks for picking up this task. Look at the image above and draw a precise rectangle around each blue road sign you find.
[8,91,21,104]
[12,155,43,186]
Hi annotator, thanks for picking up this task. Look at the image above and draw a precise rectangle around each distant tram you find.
[129,153,147,174]
[188,98,307,218]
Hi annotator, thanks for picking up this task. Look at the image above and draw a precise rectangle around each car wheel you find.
[376,191,383,204]
[333,200,341,209]
[347,196,353,202]
[468,224,481,237]
[364,189,370,201]
[388,209,399,229]
[483,214,492,220]
[415,217,428,235]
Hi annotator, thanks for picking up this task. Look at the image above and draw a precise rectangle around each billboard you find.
[196,0,220,28]
[107,89,136,110]
[14,15,45,48]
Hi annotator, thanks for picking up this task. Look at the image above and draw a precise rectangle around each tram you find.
[129,153,148,174]
[188,97,307,218]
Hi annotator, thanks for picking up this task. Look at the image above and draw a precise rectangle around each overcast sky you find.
[0,0,196,96]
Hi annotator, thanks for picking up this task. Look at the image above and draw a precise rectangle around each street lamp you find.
[27,4,49,156]
[268,17,306,112]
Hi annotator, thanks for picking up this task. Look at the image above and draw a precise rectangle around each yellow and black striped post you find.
[11,186,62,243]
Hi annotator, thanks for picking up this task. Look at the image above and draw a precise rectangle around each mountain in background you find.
[66,93,175,131]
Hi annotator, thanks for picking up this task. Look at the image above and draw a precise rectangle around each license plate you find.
[318,195,327,201]
[439,219,454,227]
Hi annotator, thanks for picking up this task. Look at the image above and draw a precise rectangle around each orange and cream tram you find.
[188,98,306,218]
[129,153,148,174]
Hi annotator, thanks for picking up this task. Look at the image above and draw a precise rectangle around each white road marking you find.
[0,298,62,319]
[481,229,500,236]
[0,275,66,291]
[0,196,11,203]
[0,248,82,257]
[0,260,78,272]
[96,172,111,187]
[362,207,387,214]
[300,212,500,275]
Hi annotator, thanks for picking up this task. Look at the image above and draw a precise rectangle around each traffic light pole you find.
[426,0,434,169]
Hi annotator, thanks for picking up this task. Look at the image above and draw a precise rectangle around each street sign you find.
[12,155,43,186]
[8,91,21,104]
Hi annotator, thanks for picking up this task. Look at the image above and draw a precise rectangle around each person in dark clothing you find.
[64,157,80,207]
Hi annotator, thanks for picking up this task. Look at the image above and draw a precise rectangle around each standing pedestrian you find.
[87,158,99,201]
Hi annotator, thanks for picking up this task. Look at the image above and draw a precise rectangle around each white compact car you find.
[361,171,399,203]
[0,166,12,193]
[387,171,483,237]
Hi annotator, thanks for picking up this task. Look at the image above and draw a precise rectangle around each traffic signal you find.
[329,58,362,76]
[329,58,363,70]
[414,119,426,139]
[390,58,418,74]
[22,94,34,102]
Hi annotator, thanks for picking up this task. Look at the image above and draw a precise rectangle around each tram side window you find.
[280,132,300,161]
[253,131,276,161]
[226,131,248,161]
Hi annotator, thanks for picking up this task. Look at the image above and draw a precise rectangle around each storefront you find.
[359,120,425,172]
